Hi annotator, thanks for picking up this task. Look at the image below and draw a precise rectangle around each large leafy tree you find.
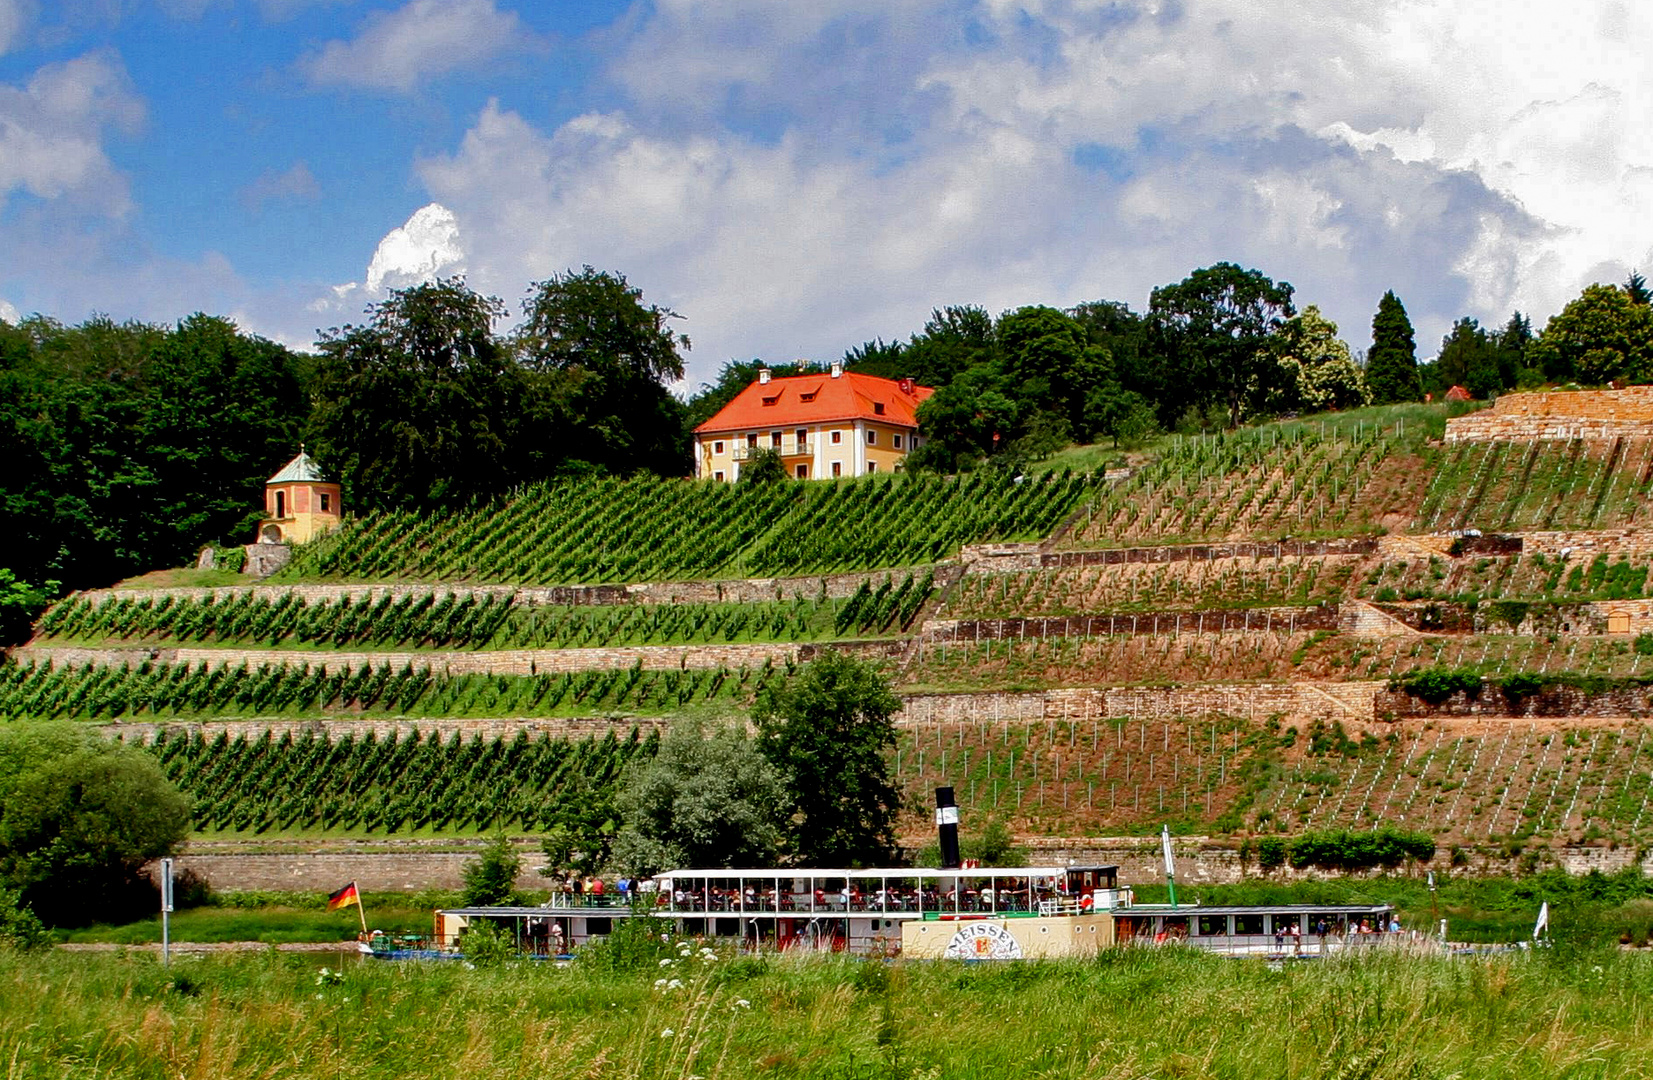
[143,314,307,557]
[1365,291,1421,404]
[1275,305,1368,412]
[309,278,520,510]
[755,652,902,867]
[1527,283,1653,385]
[610,720,787,875]
[0,724,191,926]
[907,364,1020,471]
[1149,263,1296,428]
[902,305,999,387]
[0,313,303,605]
[997,305,1113,437]
[518,267,689,476]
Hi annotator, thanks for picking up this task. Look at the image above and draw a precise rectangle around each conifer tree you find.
[1365,290,1421,404]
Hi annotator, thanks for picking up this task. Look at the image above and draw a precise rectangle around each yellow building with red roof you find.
[692,363,934,481]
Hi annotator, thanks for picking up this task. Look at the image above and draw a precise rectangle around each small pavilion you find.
[256,449,341,544]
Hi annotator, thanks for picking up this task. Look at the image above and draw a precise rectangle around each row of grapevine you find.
[281,471,1095,586]
[1359,551,1653,605]
[1416,437,1653,532]
[1067,422,1409,547]
[0,659,791,721]
[148,727,656,834]
[948,556,1357,618]
[40,590,512,648]
[832,573,934,634]
[39,583,935,649]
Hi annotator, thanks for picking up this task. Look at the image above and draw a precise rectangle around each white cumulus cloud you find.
[311,202,468,319]
[0,50,143,214]
[0,297,20,323]
[298,0,533,93]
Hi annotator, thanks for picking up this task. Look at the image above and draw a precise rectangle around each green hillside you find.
[15,400,1653,862]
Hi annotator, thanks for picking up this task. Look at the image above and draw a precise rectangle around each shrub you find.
[0,887,45,949]
[460,833,521,906]
[458,919,514,967]
[1255,837,1288,871]
[1390,667,1482,704]
[1286,827,1435,871]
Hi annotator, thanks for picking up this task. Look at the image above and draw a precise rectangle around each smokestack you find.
[758,368,772,384]
[935,786,960,869]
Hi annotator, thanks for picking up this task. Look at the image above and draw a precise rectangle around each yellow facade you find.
[696,420,923,481]
[256,451,342,544]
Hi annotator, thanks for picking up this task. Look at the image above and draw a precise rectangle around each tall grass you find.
[3,945,1652,1078]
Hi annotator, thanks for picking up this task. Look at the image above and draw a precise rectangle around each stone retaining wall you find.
[1041,538,1376,568]
[107,716,665,746]
[899,682,1382,726]
[919,605,1340,642]
[1444,387,1653,442]
[173,847,548,893]
[19,641,810,674]
[1378,682,1653,720]
[75,565,963,611]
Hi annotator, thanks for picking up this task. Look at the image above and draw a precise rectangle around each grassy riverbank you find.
[6,943,1652,1079]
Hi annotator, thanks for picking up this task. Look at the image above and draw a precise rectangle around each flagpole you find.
[355,881,368,936]
[1162,825,1178,910]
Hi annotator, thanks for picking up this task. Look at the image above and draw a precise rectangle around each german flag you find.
[327,882,361,911]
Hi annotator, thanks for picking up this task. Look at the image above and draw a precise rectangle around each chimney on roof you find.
[830,361,843,378]
[758,367,772,384]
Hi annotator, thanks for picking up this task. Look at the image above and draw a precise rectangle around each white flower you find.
[654,978,668,988]
[661,1029,675,1038]
[667,979,683,990]
[733,999,751,1009]
[659,958,674,967]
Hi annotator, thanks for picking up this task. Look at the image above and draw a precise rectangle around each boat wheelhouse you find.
[432,896,642,954]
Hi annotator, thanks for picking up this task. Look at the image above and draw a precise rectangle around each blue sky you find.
[2,0,1649,387]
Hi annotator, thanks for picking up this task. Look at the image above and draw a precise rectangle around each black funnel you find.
[935,786,960,869]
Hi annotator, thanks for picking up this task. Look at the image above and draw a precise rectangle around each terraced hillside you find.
[14,396,1653,883]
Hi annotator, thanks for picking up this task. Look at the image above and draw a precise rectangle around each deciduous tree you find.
[755,652,902,867]
[1527,283,1653,385]
[1149,263,1296,427]
[309,278,518,510]
[610,720,787,874]
[1275,305,1368,412]
[0,724,191,926]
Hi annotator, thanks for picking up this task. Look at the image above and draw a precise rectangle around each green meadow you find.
[6,943,1653,1079]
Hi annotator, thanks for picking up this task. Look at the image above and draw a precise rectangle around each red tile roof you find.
[693,370,934,434]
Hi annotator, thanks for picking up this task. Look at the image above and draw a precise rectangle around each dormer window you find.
[873,402,886,415]
[799,391,817,402]
[763,395,780,406]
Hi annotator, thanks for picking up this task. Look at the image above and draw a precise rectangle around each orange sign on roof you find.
[694,370,934,434]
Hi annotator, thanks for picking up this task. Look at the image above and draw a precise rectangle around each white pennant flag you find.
[1533,901,1548,941]
[1161,825,1176,878]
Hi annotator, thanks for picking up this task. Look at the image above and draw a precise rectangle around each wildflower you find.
[654,978,668,988]
[659,959,674,968]
[667,979,683,990]
[733,999,751,1009]
[661,1029,675,1038]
